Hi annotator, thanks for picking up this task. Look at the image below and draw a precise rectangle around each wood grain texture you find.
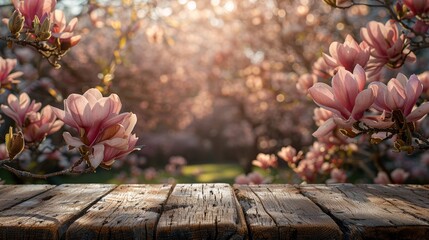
[234,184,342,240]
[0,184,115,240]
[66,184,172,240]
[0,185,53,211]
[299,184,429,240]
[359,184,429,223]
[156,183,248,240]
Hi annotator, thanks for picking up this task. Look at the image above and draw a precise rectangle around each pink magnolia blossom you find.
[323,34,370,71]
[24,105,63,142]
[12,0,56,28]
[369,73,429,123]
[252,153,278,170]
[295,159,318,182]
[374,171,390,184]
[418,71,429,93]
[1,93,41,127]
[0,57,23,89]
[53,88,139,169]
[234,172,268,185]
[326,168,347,183]
[277,146,301,165]
[144,167,158,181]
[403,0,429,16]
[165,156,187,175]
[312,56,334,78]
[50,10,81,50]
[296,73,317,94]
[308,65,375,137]
[412,20,429,34]
[360,20,415,69]
[313,107,333,127]
[391,168,409,183]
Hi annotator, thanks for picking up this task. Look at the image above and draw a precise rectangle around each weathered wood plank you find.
[156,183,248,240]
[234,184,342,240]
[0,184,115,240]
[66,184,172,240]
[399,184,429,198]
[299,184,429,240]
[0,185,54,211]
[359,185,429,223]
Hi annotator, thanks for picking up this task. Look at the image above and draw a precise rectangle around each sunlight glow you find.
[224,1,235,12]
[186,1,197,10]
[211,0,220,6]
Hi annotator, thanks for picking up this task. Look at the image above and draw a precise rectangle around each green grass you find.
[0,164,245,184]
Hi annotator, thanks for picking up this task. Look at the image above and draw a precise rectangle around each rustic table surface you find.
[0,184,427,240]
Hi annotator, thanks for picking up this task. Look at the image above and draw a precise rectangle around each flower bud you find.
[323,0,337,7]
[339,128,357,138]
[8,10,24,37]
[394,2,408,19]
[5,127,25,160]
[33,16,51,41]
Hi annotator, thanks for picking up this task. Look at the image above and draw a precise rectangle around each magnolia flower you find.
[391,168,409,183]
[308,65,375,137]
[312,56,334,78]
[234,172,267,185]
[313,107,333,127]
[252,153,278,169]
[360,20,415,68]
[323,34,370,71]
[12,0,56,28]
[374,171,390,184]
[296,73,317,94]
[326,168,347,183]
[277,146,301,165]
[24,105,63,143]
[403,0,429,16]
[295,159,318,182]
[418,71,429,93]
[1,93,42,127]
[412,20,429,34]
[50,10,81,50]
[53,88,139,168]
[369,73,429,123]
[0,57,23,89]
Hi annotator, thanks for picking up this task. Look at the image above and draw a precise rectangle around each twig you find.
[1,164,95,179]
[0,156,95,179]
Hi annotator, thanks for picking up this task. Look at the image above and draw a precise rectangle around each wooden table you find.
[0,184,427,239]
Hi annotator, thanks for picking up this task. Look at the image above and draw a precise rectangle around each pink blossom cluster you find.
[308,64,429,139]
[374,168,410,184]
[235,171,269,185]
[1,92,63,143]
[277,143,347,183]
[251,153,277,170]
[0,57,22,91]
[8,0,80,49]
[311,20,415,81]
[52,88,139,169]
[165,156,187,175]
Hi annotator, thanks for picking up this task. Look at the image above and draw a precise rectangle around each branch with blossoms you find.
[0,88,140,179]
[0,0,81,68]
[325,0,429,52]
[0,88,139,179]
[0,1,140,180]
[246,0,429,184]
